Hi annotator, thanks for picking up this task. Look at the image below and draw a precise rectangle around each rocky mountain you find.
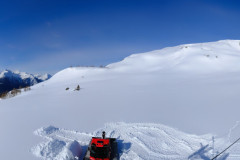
[0,70,51,94]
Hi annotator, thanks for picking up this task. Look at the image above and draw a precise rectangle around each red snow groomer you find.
[84,131,119,160]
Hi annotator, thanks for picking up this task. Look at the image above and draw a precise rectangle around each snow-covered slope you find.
[108,40,240,72]
[1,40,240,160]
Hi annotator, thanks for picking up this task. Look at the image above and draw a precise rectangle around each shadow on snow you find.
[188,143,229,160]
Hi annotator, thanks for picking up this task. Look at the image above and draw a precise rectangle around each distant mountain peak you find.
[0,69,52,94]
[34,73,52,81]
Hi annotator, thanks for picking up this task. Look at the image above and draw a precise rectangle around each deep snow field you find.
[1,40,240,159]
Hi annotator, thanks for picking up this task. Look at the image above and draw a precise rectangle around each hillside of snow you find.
[108,40,240,72]
[1,40,240,159]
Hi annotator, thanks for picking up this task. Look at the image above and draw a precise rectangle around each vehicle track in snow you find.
[30,122,237,160]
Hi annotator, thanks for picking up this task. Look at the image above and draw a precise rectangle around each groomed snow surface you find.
[1,40,240,159]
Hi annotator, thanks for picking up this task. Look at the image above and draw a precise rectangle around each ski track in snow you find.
[31,122,240,160]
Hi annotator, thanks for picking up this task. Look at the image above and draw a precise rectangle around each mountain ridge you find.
[0,69,51,94]
[107,39,240,72]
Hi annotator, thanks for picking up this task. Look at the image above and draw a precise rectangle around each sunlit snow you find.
[1,40,240,159]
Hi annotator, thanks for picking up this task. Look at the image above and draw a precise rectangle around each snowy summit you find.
[108,40,240,72]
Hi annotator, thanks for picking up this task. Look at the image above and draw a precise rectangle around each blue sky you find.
[0,0,240,74]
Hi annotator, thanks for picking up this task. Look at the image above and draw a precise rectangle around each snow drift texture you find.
[32,122,234,160]
[1,40,240,160]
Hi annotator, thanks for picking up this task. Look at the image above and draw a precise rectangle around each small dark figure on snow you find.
[75,85,80,91]
[102,131,106,139]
